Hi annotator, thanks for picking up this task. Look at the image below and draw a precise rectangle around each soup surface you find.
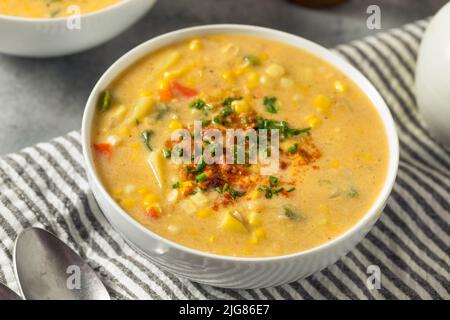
[0,0,121,18]
[92,34,389,257]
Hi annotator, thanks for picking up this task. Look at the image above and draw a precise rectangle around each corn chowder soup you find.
[0,0,121,18]
[92,34,389,257]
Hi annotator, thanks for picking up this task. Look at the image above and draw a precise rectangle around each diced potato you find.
[162,51,181,70]
[147,149,165,189]
[265,63,285,78]
[124,184,136,194]
[168,225,180,234]
[180,199,197,214]
[247,211,261,227]
[125,96,155,125]
[167,189,179,203]
[105,105,127,130]
[106,135,120,146]
[220,212,248,233]
[190,192,208,207]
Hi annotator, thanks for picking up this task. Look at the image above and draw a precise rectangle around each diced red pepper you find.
[145,207,160,219]
[170,81,198,97]
[93,143,112,159]
[158,88,174,102]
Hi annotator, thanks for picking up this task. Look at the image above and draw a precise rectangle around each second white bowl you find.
[0,0,157,58]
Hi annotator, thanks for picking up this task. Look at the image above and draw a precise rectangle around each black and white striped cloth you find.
[0,19,449,300]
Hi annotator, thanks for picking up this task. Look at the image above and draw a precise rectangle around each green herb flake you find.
[172,145,183,158]
[98,90,112,112]
[243,55,260,66]
[263,96,280,114]
[230,188,246,199]
[189,99,208,110]
[283,206,302,221]
[162,148,171,159]
[195,172,207,183]
[172,182,180,189]
[269,176,279,185]
[141,130,154,151]
[288,143,298,154]
[195,157,206,172]
[348,187,359,198]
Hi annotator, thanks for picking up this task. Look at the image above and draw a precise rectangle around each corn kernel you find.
[265,63,285,78]
[317,218,328,226]
[305,115,321,128]
[208,236,216,243]
[118,126,130,136]
[197,208,214,218]
[158,79,170,90]
[169,119,182,131]
[252,228,266,239]
[334,80,346,93]
[330,159,340,169]
[143,193,159,206]
[247,211,261,227]
[232,100,250,113]
[248,190,259,200]
[222,70,235,83]
[363,153,374,162]
[313,95,331,113]
[246,72,260,89]
[189,39,202,51]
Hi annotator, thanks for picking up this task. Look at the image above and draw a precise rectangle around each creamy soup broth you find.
[92,34,389,257]
[0,0,121,18]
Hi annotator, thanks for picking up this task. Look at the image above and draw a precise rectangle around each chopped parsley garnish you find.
[243,55,260,66]
[195,157,206,172]
[348,187,359,198]
[230,188,246,199]
[288,143,298,154]
[189,99,209,110]
[172,181,180,189]
[222,183,229,192]
[269,176,279,185]
[141,130,154,151]
[283,206,302,221]
[162,148,171,159]
[263,96,280,114]
[98,90,112,112]
[172,145,183,157]
[195,172,207,183]
[255,117,311,139]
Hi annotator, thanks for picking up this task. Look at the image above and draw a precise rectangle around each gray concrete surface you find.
[0,0,448,155]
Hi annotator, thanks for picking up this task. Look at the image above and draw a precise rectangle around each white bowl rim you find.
[82,24,399,263]
[0,0,135,22]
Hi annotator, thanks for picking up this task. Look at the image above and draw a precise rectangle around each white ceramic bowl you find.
[0,0,157,57]
[416,1,450,148]
[82,25,399,289]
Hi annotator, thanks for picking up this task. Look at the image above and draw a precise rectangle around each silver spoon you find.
[14,227,110,300]
[0,282,22,300]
